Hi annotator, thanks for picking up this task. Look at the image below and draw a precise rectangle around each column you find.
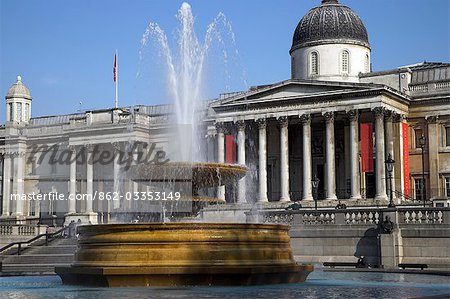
[257,119,268,202]
[14,151,25,216]
[324,112,337,200]
[426,116,439,198]
[2,153,11,216]
[384,110,395,198]
[348,110,361,200]
[278,116,290,202]
[215,123,225,201]
[374,107,388,200]
[236,120,246,203]
[206,134,214,162]
[112,142,121,210]
[68,146,77,214]
[300,114,313,201]
[85,144,94,213]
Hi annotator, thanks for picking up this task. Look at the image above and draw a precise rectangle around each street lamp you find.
[418,134,426,207]
[312,174,320,212]
[385,153,395,208]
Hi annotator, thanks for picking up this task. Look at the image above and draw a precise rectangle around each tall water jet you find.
[139,2,238,161]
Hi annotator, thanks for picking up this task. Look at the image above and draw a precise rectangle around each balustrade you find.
[259,207,449,226]
[402,209,445,224]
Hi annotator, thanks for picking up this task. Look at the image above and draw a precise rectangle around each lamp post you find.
[385,153,395,208]
[418,134,426,207]
[312,174,320,212]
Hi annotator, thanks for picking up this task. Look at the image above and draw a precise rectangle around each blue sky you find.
[0,0,449,123]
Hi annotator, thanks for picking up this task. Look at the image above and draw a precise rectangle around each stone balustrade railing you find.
[0,225,13,235]
[409,81,450,95]
[259,207,449,226]
[400,208,446,224]
[0,225,43,237]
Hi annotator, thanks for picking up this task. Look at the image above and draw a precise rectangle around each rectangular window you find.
[446,127,450,147]
[16,103,22,122]
[414,178,426,200]
[25,103,30,120]
[415,128,423,148]
[310,52,318,75]
[342,51,349,73]
[445,177,450,197]
[8,103,13,121]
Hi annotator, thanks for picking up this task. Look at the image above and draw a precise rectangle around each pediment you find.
[213,80,372,108]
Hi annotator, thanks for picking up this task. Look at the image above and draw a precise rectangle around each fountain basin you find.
[56,223,313,287]
[128,162,248,189]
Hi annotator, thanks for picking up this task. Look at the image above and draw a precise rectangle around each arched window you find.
[25,103,30,120]
[310,52,319,76]
[365,54,370,73]
[8,103,13,121]
[17,103,22,122]
[342,50,349,74]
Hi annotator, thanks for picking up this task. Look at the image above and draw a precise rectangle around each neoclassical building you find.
[1,0,449,224]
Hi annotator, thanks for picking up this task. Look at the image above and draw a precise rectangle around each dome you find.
[6,76,32,100]
[290,0,370,53]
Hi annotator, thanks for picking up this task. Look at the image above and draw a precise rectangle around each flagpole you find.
[115,49,118,109]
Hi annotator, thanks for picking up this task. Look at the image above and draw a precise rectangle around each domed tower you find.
[290,0,371,82]
[5,76,32,124]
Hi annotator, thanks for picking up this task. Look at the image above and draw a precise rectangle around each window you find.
[342,50,349,73]
[16,103,22,122]
[446,127,450,147]
[29,200,36,216]
[415,128,423,149]
[414,178,426,201]
[25,103,30,121]
[30,158,37,175]
[365,54,370,73]
[310,52,318,76]
[445,177,450,197]
[8,103,13,121]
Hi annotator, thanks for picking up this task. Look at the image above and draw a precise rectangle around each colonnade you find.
[213,107,403,203]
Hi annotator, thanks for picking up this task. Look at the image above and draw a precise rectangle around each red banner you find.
[360,123,374,172]
[402,123,410,198]
[225,135,235,163]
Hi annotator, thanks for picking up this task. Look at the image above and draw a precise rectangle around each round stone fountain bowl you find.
[56,223,313,287]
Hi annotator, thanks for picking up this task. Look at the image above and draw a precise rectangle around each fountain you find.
[55,3,313,286]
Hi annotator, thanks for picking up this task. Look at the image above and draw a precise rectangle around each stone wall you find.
[259,207,450,269]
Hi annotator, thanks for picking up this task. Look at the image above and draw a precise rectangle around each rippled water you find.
[0,268,449,299]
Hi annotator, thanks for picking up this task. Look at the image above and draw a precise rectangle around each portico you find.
[209,80,410,204]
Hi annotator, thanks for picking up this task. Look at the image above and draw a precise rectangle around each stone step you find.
[0,236,78,275]
[3,254,74,264]
[1,263,70,274]
[27,245,77,255]
[51,238,78,246]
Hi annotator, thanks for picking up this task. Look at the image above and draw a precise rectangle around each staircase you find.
[0,237,77,275]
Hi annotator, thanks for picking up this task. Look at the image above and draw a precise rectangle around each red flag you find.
[402,123,410,198]
[360,123,374,172]
[225,135,235,163]
[113,53,117,82]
